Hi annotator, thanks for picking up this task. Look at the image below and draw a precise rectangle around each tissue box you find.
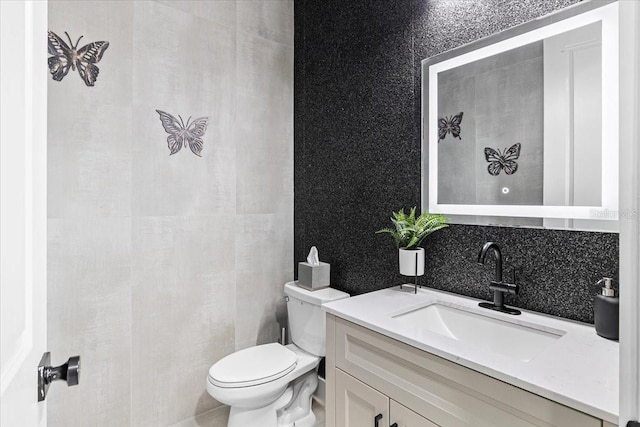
[297,262,330,290]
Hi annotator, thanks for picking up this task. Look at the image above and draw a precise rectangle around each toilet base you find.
[280,411,316,427]
[226,370,318,427]
[277,370,317,427]
[228,389,288,427]
[228,405,277,427]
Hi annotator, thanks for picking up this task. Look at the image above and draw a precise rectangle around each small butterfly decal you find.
[47,31,109,87]
[156,110,209,157]
[438,112,463,142]
[484,143,521,176]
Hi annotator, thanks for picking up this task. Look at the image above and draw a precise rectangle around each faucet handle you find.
[505,264,521,284]
[489,281,519,295]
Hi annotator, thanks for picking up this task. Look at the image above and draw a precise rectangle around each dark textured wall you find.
[294,0,619,324]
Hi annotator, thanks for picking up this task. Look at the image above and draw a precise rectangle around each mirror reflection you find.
[437,22,602,209]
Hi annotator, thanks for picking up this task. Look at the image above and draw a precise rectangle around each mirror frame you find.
[421,1,619,222]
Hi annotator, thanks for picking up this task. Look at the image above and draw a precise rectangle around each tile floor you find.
[313,397,326,426]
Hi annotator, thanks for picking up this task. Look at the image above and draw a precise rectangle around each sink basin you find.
[392,303,565,362]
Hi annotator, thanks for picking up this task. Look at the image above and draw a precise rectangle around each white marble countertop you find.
[322,285,619,424]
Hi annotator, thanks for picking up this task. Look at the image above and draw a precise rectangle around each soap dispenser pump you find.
[594,277,619,340]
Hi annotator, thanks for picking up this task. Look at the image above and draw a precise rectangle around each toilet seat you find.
[208,343,297,388]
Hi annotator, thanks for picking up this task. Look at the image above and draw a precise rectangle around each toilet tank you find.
[284,281,349,357]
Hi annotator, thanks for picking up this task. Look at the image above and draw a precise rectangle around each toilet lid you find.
[208,343,297,388]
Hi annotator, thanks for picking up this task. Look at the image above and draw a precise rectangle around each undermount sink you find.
[392,303,566,362]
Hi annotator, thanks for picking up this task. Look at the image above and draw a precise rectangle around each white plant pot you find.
[398,247,425,276]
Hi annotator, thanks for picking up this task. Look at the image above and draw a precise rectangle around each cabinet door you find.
[390,400,438,427]
[336,369,389,427]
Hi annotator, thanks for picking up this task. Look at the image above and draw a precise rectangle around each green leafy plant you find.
[376,207,448,249]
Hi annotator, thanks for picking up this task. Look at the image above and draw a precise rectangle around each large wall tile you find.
[47,218,131,427]
[48,1,133,218]
[236,213,293,273]
[235,213,293,350]
[235,270,291,351]
[236,32,293,214]
[155,0,237,26]
[131,216,236,426]
[131,1,236,217]
[237,1,294,47]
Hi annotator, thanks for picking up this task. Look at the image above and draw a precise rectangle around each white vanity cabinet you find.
[326,314,607,427]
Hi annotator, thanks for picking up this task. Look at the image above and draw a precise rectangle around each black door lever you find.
[37,352,80,401]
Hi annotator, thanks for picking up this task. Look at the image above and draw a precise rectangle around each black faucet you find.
[477,242,521,315]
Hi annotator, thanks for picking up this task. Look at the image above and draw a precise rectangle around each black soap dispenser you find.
[594,277,619,340]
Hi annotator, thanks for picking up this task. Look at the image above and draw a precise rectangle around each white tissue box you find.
[298,262,330,290]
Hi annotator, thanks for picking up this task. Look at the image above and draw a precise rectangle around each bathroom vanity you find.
[323,286,618,427]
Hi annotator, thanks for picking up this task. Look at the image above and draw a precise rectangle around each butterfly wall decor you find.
[438,112,463,142]
[47,31,109,87]
[484,143,521,176]
[156,110,209,157]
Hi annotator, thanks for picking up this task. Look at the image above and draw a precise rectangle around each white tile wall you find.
[47,0,133,218]
[47,218,132,426]
[47,1,293,425]
[237,0,294,46]
[131,216,236,426]
[131,1,238,217]
[235,32,294,214]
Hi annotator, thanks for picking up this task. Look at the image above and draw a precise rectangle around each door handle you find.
[390,424,398,427]
[37,352,80,401]
[374,413,383,427]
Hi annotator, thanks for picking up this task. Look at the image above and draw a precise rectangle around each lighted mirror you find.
[421,1,619,231]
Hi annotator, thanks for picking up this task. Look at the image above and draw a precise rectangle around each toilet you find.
[206,281,349,427]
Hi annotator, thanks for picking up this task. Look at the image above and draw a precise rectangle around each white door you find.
[0,1,48,426]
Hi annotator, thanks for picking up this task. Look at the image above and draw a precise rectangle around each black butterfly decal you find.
[484,143,521,176]
[156,110,209,157]
[438,112,463,142]
[47,31,109,87]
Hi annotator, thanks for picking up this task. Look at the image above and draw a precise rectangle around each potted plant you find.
[376,207,449,276]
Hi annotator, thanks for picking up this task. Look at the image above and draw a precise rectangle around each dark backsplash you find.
[294,0,618,324]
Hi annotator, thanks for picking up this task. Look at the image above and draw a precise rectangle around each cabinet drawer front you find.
[335,318,600,427]
[391,399,439,427]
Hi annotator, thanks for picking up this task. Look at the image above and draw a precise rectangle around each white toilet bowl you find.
[206,281,350,427]
[207,343,320,427]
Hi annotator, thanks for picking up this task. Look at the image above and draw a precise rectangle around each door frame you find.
[619,0,640,425]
